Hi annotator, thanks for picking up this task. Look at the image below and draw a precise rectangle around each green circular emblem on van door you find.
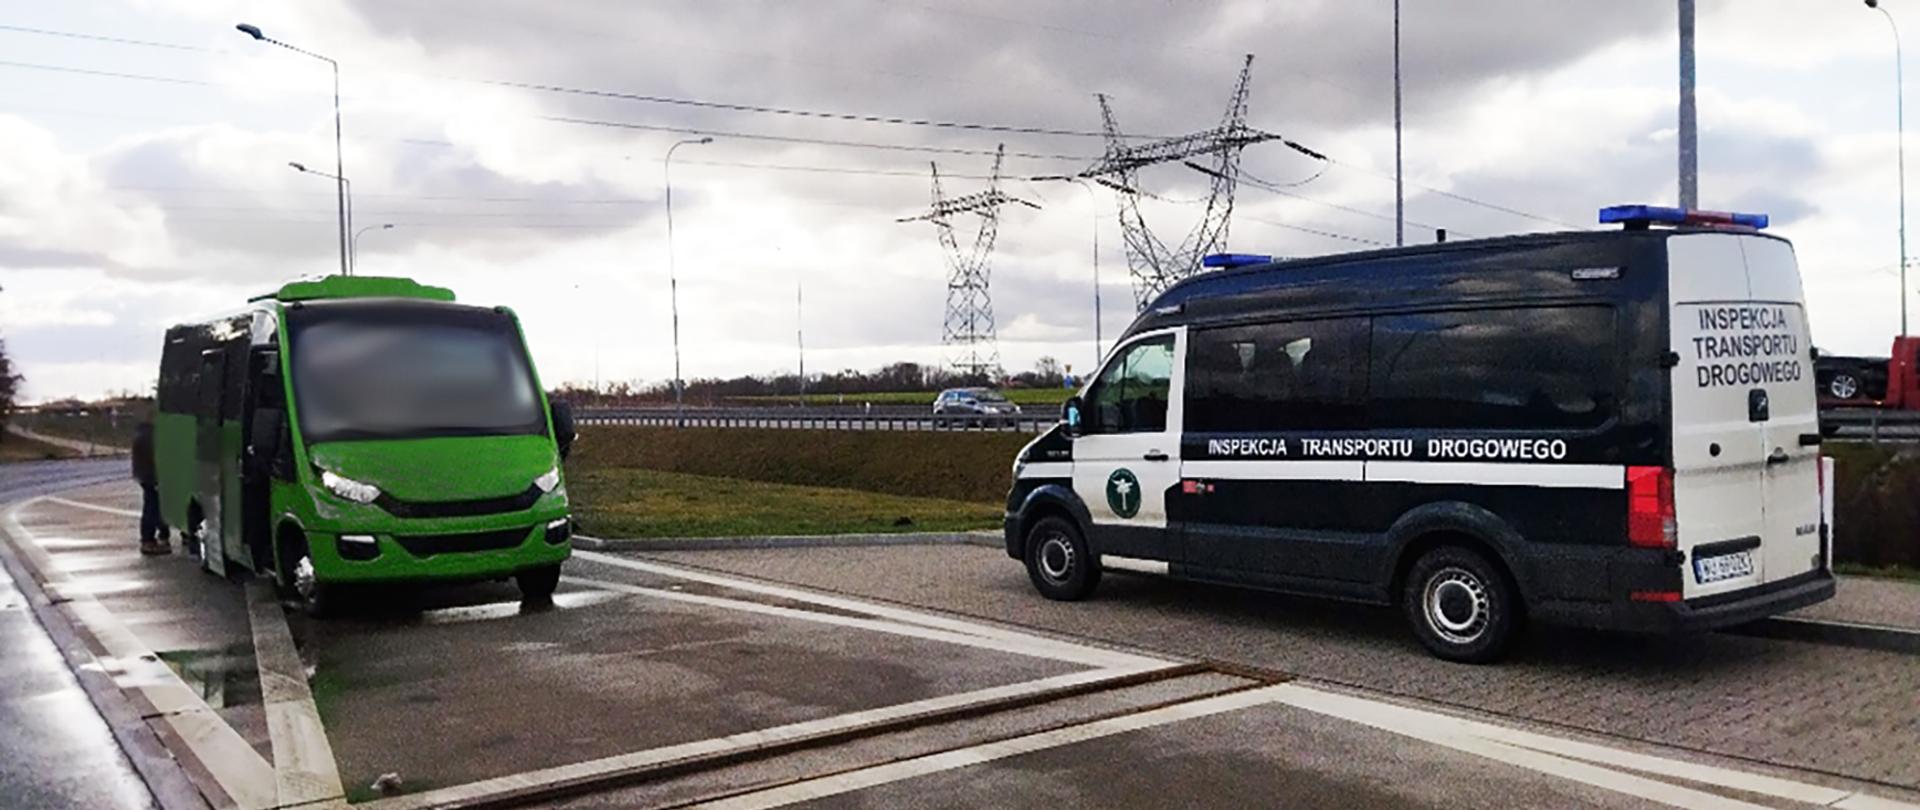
[1106,468,1142,519]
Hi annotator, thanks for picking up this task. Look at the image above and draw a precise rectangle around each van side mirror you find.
[549,400,577,460]
[1061,396,1084,438]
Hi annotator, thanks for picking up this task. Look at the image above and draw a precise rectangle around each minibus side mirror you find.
[550,400,577,460]
[1061,396,1084,438]
[248,408,284,473]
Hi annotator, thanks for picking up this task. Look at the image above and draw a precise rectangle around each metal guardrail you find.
[577,407,1054,434]
[1821,408,1920,441]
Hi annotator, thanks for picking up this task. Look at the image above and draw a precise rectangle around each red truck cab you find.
[1817,336,1920,409]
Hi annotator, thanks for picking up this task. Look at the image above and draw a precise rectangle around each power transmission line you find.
[544,115,1092,161]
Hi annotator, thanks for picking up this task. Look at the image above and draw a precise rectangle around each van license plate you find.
[1694,550,1755,584]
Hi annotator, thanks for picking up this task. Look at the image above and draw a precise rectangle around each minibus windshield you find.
[287,303,545,443]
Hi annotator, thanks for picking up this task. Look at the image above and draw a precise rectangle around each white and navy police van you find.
[1005,205,1836,662]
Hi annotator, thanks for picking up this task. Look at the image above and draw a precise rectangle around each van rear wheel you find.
[1024,516,1100,601]
[1403,546,1519,664]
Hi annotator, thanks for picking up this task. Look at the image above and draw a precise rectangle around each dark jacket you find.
[132,422,157,486]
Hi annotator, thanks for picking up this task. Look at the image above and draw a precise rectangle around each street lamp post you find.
[238,23,348,278]
[289,162,354,274]
[664,136,712,427]
[1870,0,1910,337]
[352,223,393,269]
[1392,0,1405,247]
[1066,179,1103,370]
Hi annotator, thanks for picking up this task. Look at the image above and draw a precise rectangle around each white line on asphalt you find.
[247,579,347,808]
[567,575,1134,668]
[576,551,1163,669]
[1272,684,1919,810]
[686,684,1297,810]
[4,497,279,810]
[43,495,141,518]
[354,665,1170,810]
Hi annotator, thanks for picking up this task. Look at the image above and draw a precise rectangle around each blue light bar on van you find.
[1201,253,1274,269]
[1598,204,1768,230]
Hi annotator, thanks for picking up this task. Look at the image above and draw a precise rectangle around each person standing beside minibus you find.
[132,420,170,556]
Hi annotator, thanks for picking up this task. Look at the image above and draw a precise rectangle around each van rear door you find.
[1667,233,1821,599]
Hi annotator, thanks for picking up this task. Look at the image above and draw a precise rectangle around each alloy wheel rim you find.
[294,556,317,600]
[1831,376,1859,399]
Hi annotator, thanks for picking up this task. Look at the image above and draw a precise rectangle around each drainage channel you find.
[409,660,1291,810]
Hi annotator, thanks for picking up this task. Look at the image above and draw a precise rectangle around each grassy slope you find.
[569,468,1002,538]
[0,432,82,463]
[568,426,1033,504]
[735,388,1074,407]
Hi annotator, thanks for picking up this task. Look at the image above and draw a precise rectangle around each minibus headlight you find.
[534,466,561,494]
[320,470,382,504]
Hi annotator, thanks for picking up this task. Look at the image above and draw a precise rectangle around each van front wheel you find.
[1024,516,1099,601]
[1403,546,1519,664]
[517,565,561,605]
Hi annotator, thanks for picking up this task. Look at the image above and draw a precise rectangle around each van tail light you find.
[1627,466,1677,549]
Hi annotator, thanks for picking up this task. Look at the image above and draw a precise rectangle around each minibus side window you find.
[1084,336,1175,434]
[1370,306,1616,431]
[1186,318,1367,432]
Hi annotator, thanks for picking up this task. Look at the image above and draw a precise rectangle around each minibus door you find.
[1071,329,1185,561]
[194,350,229,577]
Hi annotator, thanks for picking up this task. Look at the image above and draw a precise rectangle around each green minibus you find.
[154,276,577,615]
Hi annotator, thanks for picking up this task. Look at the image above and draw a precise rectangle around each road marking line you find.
[355,665,1168,810]
[247,580,347,809]
[43,494,143,518]
[567,575,1130,667]
[576,551,1162,669]
[685,684,1297,810]
[4,497,279,810]
[1272,684,1917,810]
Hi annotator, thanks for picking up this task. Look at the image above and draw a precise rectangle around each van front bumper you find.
[1539,569,1836,633]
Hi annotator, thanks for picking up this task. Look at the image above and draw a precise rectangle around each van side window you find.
[1085,335,1175,434]
[1186,318,1368,432]
[1370,306,1617,430]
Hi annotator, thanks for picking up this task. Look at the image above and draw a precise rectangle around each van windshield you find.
[286,303,545,443]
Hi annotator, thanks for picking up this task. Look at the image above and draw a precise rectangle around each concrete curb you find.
[1730,616,1920,656]
[0,500,213,810]
[575,531,1002,552]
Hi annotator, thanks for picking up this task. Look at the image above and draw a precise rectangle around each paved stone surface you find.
[638,544,1920,790]
[0,461,154,810]
[1793,576,1920,630]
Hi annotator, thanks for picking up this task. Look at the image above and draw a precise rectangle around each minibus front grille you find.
[395,527,533,557]
[375,485,544,518]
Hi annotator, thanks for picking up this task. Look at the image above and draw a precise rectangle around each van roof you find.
[250,275,456,303]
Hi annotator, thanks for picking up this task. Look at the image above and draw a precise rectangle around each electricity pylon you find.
[1052,55,1279,309]
[898,144,1038,378]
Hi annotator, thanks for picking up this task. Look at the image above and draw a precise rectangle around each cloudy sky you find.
[0,0,1905,401]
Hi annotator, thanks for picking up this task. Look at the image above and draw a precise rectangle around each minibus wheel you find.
[277,529,335,618]
[1024,516,1099,601]
[1402,545,1518,664]
[517,565,561,605]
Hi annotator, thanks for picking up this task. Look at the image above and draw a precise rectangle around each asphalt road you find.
[8,475,1919,809]
[0,458,153,810]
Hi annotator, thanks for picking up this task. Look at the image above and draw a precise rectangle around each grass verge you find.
[1834,562,1920,583]
[569,468,1004,538]
[734,388,1074,407]
[0,432,82,463]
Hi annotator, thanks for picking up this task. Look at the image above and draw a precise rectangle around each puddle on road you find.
[156,644,261,711]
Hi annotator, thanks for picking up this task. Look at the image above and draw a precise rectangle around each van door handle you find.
[1143,450,1169,462]
[1766,447,1790,465]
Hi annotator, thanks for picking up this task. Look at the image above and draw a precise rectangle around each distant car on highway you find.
[932,388,1022,416]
